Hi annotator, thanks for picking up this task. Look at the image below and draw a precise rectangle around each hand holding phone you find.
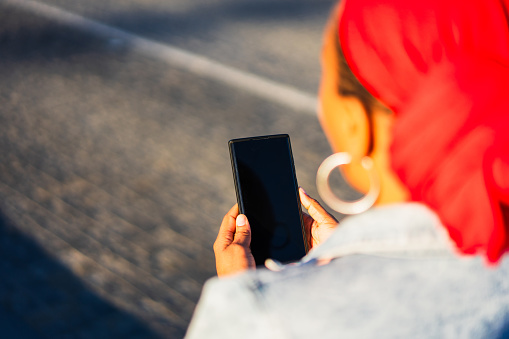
[229,134,308,266]
[213,204,256,277]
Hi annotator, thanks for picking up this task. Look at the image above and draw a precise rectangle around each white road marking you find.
[3,0,319,114]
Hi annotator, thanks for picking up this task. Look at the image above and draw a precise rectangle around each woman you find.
[187,0,509,337]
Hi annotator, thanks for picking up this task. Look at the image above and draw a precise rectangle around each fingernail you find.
[236,214,247,227]
[299,187,310,204]
[265,258,284,271]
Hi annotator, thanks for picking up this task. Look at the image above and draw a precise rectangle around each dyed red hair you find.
[339,0,509,262]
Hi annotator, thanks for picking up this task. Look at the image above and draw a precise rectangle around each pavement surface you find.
[0,0,347,338]
[25,0,335,93]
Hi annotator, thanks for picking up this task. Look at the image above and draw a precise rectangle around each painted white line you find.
[3,0,319,114]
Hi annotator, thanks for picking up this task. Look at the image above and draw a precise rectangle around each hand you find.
[213,204,256,277]
[299,187,338,249]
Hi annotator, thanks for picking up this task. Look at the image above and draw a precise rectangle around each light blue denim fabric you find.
[186,203,509,339]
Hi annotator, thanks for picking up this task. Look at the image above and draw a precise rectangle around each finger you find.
[301,212,315,249]
[299,187,338,225]
[233,214,251,247]
[215,204,239,250]
[301,211,314,230]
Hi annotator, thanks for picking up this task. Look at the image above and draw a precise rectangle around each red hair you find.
[339,0,509,262]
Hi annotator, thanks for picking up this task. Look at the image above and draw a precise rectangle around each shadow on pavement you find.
[0,210,161,338]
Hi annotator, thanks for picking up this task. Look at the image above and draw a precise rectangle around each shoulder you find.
[188,254,509,339]
[185,272,287,339]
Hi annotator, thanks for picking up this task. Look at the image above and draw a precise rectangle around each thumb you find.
[233,214,251,247]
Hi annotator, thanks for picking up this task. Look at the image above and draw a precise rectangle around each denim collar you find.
[301,203,456,263]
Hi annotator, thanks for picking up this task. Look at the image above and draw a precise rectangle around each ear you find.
[318,88,372,194]
[318,94,371,160]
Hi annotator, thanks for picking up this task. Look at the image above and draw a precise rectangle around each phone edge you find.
[228,140,245,215]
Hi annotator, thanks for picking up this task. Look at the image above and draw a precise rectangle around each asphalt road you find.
[26,0,336,93]
[0,0,342,337]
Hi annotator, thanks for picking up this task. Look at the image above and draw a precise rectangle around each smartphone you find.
[229,134,308,266]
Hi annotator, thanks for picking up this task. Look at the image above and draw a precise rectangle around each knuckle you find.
[309,204,320,216]
[307,195,319,205]
[237,228,251,237]
[233,235,250,248]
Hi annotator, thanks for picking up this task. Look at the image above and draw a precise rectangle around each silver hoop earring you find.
[316,153,380,215]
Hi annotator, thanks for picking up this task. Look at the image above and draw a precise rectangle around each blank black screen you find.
[229,135,306,266]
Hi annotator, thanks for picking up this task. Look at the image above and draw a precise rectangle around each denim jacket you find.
[186,203,509,339]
